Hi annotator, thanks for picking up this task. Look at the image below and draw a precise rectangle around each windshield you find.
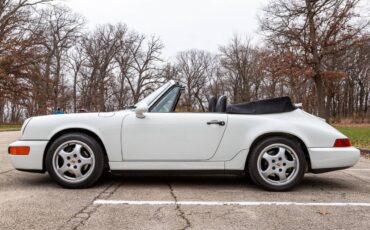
[135,81,175,107]
[150,86,181,112]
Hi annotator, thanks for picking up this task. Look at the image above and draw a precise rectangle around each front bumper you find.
[308,147,360,171]
[8,140,48,171]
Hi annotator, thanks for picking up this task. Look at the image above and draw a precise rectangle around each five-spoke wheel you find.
[258,144,298,186]
[248,137,306,191]
[46,133,104,188]
[53,141,95,183]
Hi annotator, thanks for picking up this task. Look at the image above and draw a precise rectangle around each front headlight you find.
[21,118,32,134]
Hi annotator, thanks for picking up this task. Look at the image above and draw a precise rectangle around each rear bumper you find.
[8,140,48,171]
[308,147,360,170]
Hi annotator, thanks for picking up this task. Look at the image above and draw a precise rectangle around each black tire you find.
[45,133,105,189]
[248,136,306,191]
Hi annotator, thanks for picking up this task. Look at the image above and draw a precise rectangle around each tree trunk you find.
[314,75,327,118]
[99,80,105,112]
[0,97,4,123]
[73,72,77,113]
[306,0,327,119]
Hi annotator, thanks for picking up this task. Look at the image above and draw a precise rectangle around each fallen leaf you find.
[318,209,330,216]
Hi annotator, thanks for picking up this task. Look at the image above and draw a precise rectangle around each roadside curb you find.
[359,148,370,154]
[359,148,370,159]
[0,129,21,132]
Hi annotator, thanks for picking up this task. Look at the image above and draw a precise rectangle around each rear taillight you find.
[333,138,351,147]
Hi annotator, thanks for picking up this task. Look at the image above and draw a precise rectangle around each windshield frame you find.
[135,80,176,108]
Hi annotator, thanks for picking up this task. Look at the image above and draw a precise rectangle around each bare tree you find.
[38,5,84,111]
[126,35,164,104]
[174,49,216,111]
[260,0,370,118]
[219,36,261,103]
[79,24,123,111]
[67,41,85,112]
[113,28,135,108]
[1,0,369,123]
[0,0,52,121]
[330,40,370,119]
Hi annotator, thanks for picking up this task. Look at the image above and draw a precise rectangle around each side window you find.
[151,87,180,113]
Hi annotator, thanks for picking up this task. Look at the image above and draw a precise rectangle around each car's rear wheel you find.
[45,133,104,189]
[248,137,306,191]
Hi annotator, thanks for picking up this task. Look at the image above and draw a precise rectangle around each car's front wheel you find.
[45,133,105,189]
[248,137,307,191]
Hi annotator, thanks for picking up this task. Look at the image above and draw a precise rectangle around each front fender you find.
[21,112,126,162]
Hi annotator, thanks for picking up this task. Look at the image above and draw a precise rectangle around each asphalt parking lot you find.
[1,131,370,230]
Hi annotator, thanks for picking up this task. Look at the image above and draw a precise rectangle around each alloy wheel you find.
[257,144,299,186]
[52,140,95,183]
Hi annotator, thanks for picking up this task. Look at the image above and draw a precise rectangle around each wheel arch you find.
[43,128,110,171]
[245,132,311,171]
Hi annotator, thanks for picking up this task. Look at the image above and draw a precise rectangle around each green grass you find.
[335,125,370,149]
[0,124,22,131]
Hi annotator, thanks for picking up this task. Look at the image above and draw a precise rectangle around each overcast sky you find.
[64,0,268,59]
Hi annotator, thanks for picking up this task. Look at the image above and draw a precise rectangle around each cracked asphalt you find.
[1,131,370,230]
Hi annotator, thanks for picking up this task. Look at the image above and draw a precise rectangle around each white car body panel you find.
[8,140,47,170]
[224,149,248,170]
[122,113,227,160]
[20,112,128,162]
[309,147,360,169]
[8,80,360,173]
[109,161,224,170]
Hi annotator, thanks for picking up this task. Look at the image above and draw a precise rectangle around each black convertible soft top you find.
[226,97,296,115]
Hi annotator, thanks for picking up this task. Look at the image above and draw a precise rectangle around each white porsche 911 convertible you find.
[8,80,360,191]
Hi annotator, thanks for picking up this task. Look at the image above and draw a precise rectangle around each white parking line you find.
[94,200,370,207]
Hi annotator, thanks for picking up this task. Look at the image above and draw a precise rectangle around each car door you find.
[122,112,227,161]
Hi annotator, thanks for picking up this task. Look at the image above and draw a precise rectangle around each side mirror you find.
[135,103,149,118]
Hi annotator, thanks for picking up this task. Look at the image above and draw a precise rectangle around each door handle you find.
[207,120,225,126]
